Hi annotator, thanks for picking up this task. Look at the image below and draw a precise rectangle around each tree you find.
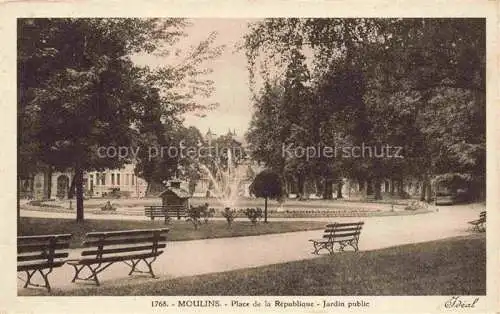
[18,18,222,222]
[249,170,284,223]
[244,18,485,202]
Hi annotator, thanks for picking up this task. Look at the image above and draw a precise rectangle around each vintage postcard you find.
[0,0,498,313]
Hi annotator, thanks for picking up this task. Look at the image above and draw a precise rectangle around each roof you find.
[159,187,191,199]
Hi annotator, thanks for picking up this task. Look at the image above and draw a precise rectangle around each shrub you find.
[221,207,237,227]
[244,207,263,225]
[186,205,206,230]
[200,203,215,224]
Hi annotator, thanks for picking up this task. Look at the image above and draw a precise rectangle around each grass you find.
[25,234,485,296]
[18,217,326,248]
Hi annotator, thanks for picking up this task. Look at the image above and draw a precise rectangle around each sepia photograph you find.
[2,1,497,312]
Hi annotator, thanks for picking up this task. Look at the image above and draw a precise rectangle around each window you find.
[111,173,115,185]
[89,175,94,187]
[132,175,135,186]
[126,174,130,185]
[101,173,106,185]
[95,174,99,186]
[117,173,120,186]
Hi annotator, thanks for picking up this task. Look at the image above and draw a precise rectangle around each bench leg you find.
[23,270,36,288]
[338,239,359,252]
[124,257,158,278]
[21,268,53,292]
[71,263,113,286]
[311,242,332,255]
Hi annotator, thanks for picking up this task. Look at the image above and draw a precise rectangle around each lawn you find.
[23,234,485,296]
[18,217,326,248]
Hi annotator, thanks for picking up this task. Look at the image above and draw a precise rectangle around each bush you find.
[186,205,208,230]
[243,207,263,225]
[221,207,237,227]
[201,204,215,224]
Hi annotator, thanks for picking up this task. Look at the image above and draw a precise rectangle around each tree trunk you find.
[43,167,51,199]
[47,167,53,199]
[323,177,333,199]
[425,178,432,203]
[17,176,21,221]
[390,179,395,196]
[75,163,84,223]
[398,179,405,198]
[374,178,382,200]
[336,178,343,199]
[264,196,268,223]
[420,179,427,201]
[297,175,305,200]
[68,174,76,199]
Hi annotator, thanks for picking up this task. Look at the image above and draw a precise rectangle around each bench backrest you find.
[81,228,169,259]
[323,222,364,240]
[145,206,187,217]
[18,234,72,265]
[144,205,186,215]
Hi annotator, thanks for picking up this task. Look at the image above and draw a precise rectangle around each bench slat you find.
[323,231,361,239]
[84,235,167,247]
[17,242,71,253]
[81,243,166,256]
[70,251,163,265]
[18,234,72,242]
[324,227,362,233]
[18,252,69,262]
[326,222,364,228]
[18,260,66,272]
[86,228,169,238]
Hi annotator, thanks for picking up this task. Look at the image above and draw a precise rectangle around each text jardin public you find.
[153,299,370,309]
[97,141,403,161]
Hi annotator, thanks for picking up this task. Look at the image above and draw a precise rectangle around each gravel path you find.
[17,203,484,293]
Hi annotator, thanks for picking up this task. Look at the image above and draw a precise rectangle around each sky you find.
[134,19,257,139]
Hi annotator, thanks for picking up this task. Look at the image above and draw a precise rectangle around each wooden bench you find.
[468,211,486,232]
[68,228,169,286]
[145,206,187,224]
[17,234,72,292]
[309,222,364,255]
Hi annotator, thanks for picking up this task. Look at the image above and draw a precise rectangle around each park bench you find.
[68,228,169,286]
[17,234,72,292]
[468,211,486,232]
[309,222,364,255]
[145,205,187,224]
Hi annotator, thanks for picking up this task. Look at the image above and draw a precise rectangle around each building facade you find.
[24,163,147,200]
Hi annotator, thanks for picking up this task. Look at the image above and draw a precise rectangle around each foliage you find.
[18,18,223,222]
[186,203,215,229]
[250,169,284,223]
[202,206,216,224]
[249,170,284,200]
[243,207,263,225]
[243,18,485,202]
[221,207,237,227]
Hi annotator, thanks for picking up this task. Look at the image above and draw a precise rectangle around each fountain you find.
[199,148,247,209]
